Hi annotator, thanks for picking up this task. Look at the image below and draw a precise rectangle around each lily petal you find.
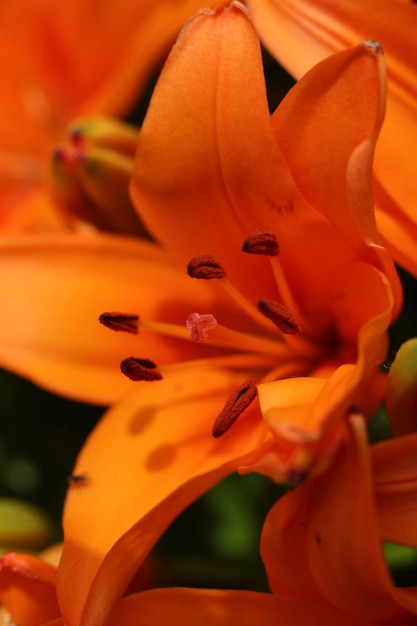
[104,587,367,626]
[0,235,223,404]
[131,5,401,323]
[0,0,228,123]
[373,432,417,547]
[271,42,383,248]
[131,2,295,302]
[270,38,401,306]
[261,415,413,621]
[0,0,227,233]
[256,263,392,477]
[0,552,60,626]
[246,0,417,277]
[57,369,272,626]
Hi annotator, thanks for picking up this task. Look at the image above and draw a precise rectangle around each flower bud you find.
[0,498,54,552]
[386,337,417,436]
[49,116,150,237]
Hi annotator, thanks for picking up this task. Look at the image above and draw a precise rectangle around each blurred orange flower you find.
[0,0,225,232]
[246,0,417,277]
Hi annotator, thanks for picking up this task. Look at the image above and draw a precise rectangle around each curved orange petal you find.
[270,39,400,297]
[104,587,368,626]
[271,42,384,249]
[261,415,411,621]
[0,552,60,626]
[0,235,223,404]
[57,369,272,626]
[255,263,393,477]
[0,0,228,234]
[373,432,417,548]
[131,4,401,326]
[246,0,417,277]
[131,2,297,303]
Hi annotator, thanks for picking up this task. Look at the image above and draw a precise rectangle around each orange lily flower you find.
[2,415,415,626]
[0,0,225,232]
[245,0,417,277]
[0,3,400,461]
[0,5,401,463]
[0,4,404,624]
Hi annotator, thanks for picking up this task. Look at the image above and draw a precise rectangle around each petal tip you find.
[362,40,383,56]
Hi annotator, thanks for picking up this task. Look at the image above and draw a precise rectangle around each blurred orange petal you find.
[0,552,60,626]
[105,587,366,626]
[0,0,224,232]
[373,432,417,548]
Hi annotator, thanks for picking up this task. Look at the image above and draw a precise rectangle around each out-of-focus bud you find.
[0,498,54,553]
[386,338,417,436]
[49,116,150,237]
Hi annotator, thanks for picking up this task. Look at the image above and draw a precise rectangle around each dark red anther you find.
[242,229,279,256]
[212,381,258,438]
[257,299,302,334]
[99,312,139,334]
[120,357,163,382]
[187,254,226,279]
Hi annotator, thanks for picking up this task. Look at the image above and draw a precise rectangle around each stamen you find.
[242,229,279,256]
[99,312,139,334]
[212,380,257,438]
[187,254,226,279]
[120,357,163,381]
[186,312,218,342]
[258,299,302,335]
